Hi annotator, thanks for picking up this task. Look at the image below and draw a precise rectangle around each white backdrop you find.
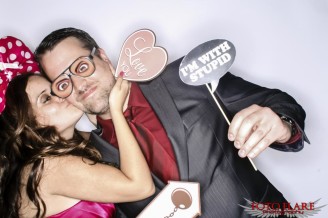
[1,0,327,217]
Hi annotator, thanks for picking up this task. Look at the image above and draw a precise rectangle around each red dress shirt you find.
[97,83,180,183]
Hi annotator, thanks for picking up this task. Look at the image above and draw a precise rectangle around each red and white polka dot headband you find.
[0,36,40,113]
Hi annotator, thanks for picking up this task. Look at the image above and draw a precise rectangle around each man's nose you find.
[70,75,88,94]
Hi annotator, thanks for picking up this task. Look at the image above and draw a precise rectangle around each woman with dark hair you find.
[0,72,154,218]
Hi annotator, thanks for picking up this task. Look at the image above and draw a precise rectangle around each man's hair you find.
[0,73,101,218]
[34,27,100,77]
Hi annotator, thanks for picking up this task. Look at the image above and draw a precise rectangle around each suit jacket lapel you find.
[139,78,189,181]
[90,129,120,165]
[90,130,166,188]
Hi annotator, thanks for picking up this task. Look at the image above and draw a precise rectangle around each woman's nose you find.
[54,96,66,103]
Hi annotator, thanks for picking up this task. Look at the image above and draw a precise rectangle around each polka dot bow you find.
[0,36,40,113]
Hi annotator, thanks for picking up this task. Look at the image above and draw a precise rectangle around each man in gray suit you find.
[35,27,308,217]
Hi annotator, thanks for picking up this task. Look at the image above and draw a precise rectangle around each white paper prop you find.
[179,39,235,93]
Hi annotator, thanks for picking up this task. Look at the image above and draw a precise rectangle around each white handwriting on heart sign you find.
[120,37,152,77]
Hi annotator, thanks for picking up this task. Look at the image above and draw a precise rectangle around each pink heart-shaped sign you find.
[115,29,168,81]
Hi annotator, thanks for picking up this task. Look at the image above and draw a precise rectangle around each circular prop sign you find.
[179,39,236,92]
[171,188,192,210]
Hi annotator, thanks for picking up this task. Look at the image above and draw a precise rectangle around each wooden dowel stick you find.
[206,83,257,171]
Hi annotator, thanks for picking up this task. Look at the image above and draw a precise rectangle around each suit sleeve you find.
[215,72,309,152]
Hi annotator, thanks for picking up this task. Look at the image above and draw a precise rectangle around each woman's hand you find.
[109,74,130,114]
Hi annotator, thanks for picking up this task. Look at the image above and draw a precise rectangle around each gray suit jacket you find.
[90,57,308,217]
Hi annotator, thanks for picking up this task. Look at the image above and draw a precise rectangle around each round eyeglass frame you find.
[50,47,96,98]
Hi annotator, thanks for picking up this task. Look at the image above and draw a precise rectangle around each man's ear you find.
[97,48,116,75]
[97,48,110,62]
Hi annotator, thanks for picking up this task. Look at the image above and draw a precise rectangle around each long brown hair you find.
[0,73,101,218]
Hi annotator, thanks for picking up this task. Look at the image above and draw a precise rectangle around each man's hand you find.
[228,104,292,158]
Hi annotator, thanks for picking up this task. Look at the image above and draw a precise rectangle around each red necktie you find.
[123,106,180,183]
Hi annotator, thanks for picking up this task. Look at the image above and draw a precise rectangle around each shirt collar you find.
[127,82,149,109]
[97,82,148,124]
[96,82,150,146]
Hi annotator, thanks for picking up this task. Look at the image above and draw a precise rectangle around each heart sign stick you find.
[115,29,168,81]
[179,39,257,171]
